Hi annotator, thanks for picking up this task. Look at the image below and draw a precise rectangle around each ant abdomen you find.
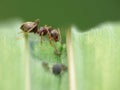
[20,19,39,33]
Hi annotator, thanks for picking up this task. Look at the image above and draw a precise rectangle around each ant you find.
[20,19,61,55]
[20,19,61,44]
[20,19,39,33]
[20,19,61,43]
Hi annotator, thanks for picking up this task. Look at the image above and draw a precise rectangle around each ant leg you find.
[57,28,62,44]
[40,32,44,45]
[40,34,46,50]
[49,37,54,46]
[52,41,61,56]
[47,30,53,46]
[49,39,53,46]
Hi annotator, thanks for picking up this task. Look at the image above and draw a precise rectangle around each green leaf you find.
[0,19,25,90]
[66,22,120,90]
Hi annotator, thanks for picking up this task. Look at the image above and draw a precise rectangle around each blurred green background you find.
[0,1,120,90]
[0,0,120,30]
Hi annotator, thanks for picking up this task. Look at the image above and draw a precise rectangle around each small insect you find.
[52,63,67,75]
[20,19,61,56]
[42,61,50,71]
[41,62,67,75]
[20,19,39,33]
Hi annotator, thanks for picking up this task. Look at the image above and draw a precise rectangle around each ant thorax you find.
[38,27,48,36]
[38,26,52,36]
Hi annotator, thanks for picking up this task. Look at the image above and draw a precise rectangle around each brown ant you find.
[20,19,61,44]
[20,19,39,33]
[20,19,61,55]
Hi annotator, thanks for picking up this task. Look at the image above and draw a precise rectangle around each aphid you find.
[42,61,50,71]
[20,19,39,33]
[52,63,67,75]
